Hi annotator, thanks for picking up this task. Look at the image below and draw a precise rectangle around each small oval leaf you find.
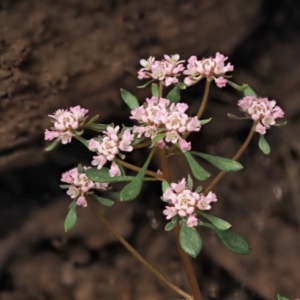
[191,151,243,172]
[165,220,177,231]
[151,83,160,97]
[259,135,271,155]
[183,151,210,181]
[203,223,252,255]
[120,148,155,201]
[243,86,257,97]
[120,88,139,109]
[92,194,114,206]
[179,222,202,258]
[64,201,77,232]
[45,138,60,151]
[162,180,170,193]
[197,211,231,230]
[166,86,181,103]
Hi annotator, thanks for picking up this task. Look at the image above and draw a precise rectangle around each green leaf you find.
[86,114,99,124]
[150,133,166,147]
[227,113,251,121]
[166,86,180,103]
[162,180,170,193]
[203,223,252,254]
[106,192,120,201]
[274,120,287,127]
[84,123,107,132]
[132,135,146,146]
[277,294,290,300]
[183,151,210,181]
[243,86,257,97]
[187,174,193,190]
[77,164,84,173]
[92,194,114,206]
[179,222,202,258]
[60,184,70,189]
[165,217,178,231]
[64,201,77,232]
[200,118,212,125]
[120,149,155,201]
[227,80,248,92]
[120,88,139,109]
[197,211,231,230]
[86,167,139,183]
[176,82,187,90]
[191,151,243,172]
[195,186,202,193]
[259,135,271,155]
[74,135,89,147]
[45,138,60,151]
[137,80,154,89]
[151,83,160,97]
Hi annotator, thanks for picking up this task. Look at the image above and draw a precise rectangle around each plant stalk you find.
[159,148,203,300]
[204,122,256,195]
[87,198,192,300]
[197,79,211,119]
[116,159,163,180]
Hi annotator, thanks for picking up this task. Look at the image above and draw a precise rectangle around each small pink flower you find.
[45,129,59,141]
[163,206,177,219]
[77,196,87,207]
[179,139,191,152]
[214,76,227,88]
[109,162,121,177]
[187,215,198,227]
[255,123,267,135]
[91,155,107,169]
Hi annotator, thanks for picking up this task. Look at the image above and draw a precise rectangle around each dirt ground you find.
[0,0,300,299]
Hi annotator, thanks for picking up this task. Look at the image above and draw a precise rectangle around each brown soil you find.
[1,1,300,299]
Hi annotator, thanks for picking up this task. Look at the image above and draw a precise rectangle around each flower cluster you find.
[138,54,185,86]
[162,178,217,228]
[88,126,134,176]
[131,96,200,152]
[238,96,284,134]
[184,52,234,88]
[45,106,88,144]
[61,167,108,207]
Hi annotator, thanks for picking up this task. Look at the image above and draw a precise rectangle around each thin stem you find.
[204,122,256,195]
[133,140,151,149]
[159,148,203,300]
[169,80,211,154]
[116,159,163,180]
[159,81,164,98]
[87,198,193,300]
[197,79,211,119]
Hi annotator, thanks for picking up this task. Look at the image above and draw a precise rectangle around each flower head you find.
[89,126,134,176]
[61,166,109,207]
[162,178,218,228]
[184,52,234,88]
[131,97,200,152]
[138,54,185,86]
[45,106,88,144]
[237,96,284,134]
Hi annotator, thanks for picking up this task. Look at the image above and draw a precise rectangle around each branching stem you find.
[116,159,163,180]
[159,148,203,300]
[204,122,257,195]
[87,198,192,300]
